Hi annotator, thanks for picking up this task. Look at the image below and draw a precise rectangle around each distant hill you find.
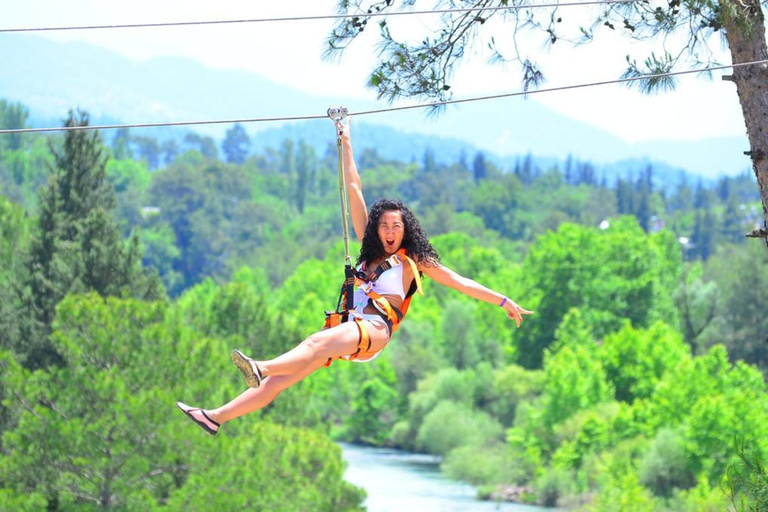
[0,34,752,180]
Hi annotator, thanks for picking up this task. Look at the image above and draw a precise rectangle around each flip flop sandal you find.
[176,402,220,436]
[231,349,264,389]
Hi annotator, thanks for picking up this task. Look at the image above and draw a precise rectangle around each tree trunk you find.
[721,0,768,248]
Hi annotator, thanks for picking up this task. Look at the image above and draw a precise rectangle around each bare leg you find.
[256,321,388,377]
[207,355,327,425]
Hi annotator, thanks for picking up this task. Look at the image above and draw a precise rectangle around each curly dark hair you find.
[357,198,440,267]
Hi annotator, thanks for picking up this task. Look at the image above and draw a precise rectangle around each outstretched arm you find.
[337,119,368,242]
[421,263,533,327]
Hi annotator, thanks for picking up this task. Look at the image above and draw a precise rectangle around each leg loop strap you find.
[323,318,371,367]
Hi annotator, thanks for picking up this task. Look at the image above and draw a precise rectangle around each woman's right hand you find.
[335,118,351,144]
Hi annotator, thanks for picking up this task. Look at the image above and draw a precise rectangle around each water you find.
[340,443,547,512]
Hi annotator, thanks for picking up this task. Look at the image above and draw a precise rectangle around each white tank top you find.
[352,262,406,314]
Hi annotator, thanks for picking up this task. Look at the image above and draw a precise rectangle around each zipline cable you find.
[1,0,637,33]
[1,59,765,135]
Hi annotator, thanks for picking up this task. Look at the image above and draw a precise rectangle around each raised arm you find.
[337,119,368,242]
[421,263,533,327]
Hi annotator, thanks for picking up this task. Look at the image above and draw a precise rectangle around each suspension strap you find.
[328,106,352,267]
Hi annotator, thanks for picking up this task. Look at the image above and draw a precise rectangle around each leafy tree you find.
[706,242,768,369]
[599,322,689,403]
[106,158,152,233]
[517,217,681,368]
[111,128,132,160]
[222,123,250,164]
[160,139,179,165]
[467,173,522,236]
[1,296,179,508]
[165,421,366,511]
[138,223,183,295]
[674,263,718,351]
[183,133,218,159]
[0,293,364,511]
[441,300,483,369]
[348,371,399,445]
[132,135,161,170]
[327,0,768,236]
[540,342,614,428]
[147,159,256,291]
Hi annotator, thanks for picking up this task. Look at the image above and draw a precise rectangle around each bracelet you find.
[499,297,508,308]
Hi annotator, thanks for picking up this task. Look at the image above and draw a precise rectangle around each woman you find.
[177,120,533,436]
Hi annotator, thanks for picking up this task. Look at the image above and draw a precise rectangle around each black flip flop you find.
[176,401,220,436]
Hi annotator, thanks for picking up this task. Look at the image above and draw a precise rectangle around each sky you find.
[5,0,754,144]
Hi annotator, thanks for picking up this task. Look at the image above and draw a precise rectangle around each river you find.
[340,443,548,512]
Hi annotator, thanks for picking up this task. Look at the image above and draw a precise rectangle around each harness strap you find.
[323,317,371,367]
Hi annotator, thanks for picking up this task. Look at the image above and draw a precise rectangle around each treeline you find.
[1,100,767,509]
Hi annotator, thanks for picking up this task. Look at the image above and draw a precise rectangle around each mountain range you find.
[1,34,753,182]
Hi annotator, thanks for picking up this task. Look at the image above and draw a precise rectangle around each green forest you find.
[1,100,767,510]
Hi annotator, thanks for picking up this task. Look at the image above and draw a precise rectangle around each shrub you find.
[442,442,532,486]
[638,428,695,497]
[534,467,576,507]
[416,400,503,456]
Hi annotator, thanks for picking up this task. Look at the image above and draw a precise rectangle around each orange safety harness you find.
[354,248,423,334]
[322,248,423,366]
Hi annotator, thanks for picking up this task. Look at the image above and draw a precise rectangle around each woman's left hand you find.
[503,299,534,328]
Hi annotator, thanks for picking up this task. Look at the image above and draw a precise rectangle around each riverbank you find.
[340,443,547,512]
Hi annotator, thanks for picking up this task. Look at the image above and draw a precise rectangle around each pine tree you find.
[472,152,487,182]
[0,100,29,152]
[296,140,317,213]
[564,154,573,185]
[222,123,251,164]
[722,194,744,244]
[673,173,694,212]
[637,187,651,232]
[458,149,469,173]
[421,148,437,175]
[281,138,296,204]
[694,178,708,208]
[21,110,163,369]
[520,152,534,185]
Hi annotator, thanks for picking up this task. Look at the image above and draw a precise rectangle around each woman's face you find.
[377,210,405,256]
